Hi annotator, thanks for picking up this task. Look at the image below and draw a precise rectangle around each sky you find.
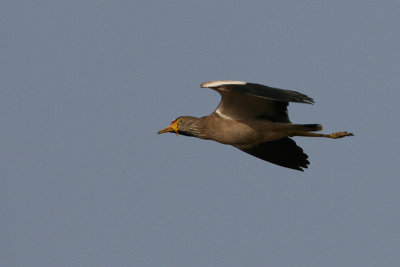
[1,0,400,266]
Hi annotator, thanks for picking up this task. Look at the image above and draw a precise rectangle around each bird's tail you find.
[292,124,322,132]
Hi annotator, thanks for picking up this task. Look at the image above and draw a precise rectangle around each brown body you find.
[197,114,293,145]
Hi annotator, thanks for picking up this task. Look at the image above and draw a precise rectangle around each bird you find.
[157,80,353,171]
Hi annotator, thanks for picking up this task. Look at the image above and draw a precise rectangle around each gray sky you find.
[1,1,400,266]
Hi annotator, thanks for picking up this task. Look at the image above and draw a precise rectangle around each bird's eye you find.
[178,119,184,124]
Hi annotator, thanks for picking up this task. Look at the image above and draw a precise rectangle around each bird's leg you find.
[288,131,354,139]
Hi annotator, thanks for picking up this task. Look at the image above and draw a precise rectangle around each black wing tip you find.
[237,137,311,171]
[300,97,315,105]
[282,158,310,171]
[272,88,315,105]
[298,93,315,104]
[245,82,315,105]
[293,166,306,172]
[267,159,310,172]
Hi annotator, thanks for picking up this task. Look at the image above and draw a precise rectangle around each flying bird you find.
[157,80,353,171]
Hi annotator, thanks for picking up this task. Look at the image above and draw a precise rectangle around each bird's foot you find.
[329,131,354,139]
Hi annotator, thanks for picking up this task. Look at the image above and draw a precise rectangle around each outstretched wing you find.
[201,80,314,122]
[235,137,310,171]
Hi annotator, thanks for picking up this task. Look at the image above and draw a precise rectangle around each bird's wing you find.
[201,80,314,122]
[235,137,309,171]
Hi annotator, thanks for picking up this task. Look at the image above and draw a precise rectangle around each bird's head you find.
[157,116,200,137]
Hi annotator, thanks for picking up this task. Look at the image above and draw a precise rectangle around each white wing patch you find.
[201,80,247,88]
[215,109,234,120]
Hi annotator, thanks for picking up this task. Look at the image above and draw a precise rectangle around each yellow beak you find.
[157,121,179,136]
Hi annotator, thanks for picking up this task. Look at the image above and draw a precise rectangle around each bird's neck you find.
[180,117,207,139]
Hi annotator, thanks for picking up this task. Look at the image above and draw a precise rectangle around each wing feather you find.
[201,80,314,122]
[235,137,309,171]
[201,80,314,104]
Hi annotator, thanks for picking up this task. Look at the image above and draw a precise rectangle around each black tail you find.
[293,124,322,132]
